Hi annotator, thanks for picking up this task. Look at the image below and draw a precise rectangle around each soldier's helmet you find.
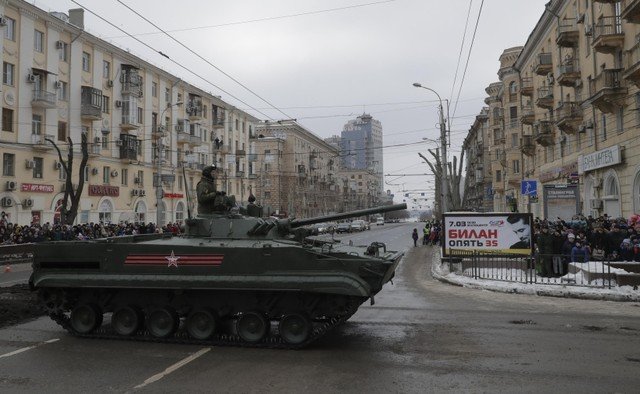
[202,165,217,179]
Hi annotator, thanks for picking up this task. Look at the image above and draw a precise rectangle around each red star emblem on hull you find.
[165,250,180,267]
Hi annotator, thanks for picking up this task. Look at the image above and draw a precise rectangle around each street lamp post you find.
[413,82,449,214]
[156,101,183,227]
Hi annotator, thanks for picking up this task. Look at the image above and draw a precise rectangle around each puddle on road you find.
[509,319,536,325]
[582,325,606,332]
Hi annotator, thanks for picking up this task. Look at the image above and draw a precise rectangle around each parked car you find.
[336,223,351,233]
[376,217,385,226]
[350,220,367,232]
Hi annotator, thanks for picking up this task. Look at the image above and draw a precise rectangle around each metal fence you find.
[446,252,615,288]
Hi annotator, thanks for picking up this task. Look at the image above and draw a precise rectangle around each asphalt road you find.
[1,222,640,393]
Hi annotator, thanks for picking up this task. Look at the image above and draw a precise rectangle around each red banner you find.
[21,183,54,193]
[163,193,184,198]
[88,185,120,197]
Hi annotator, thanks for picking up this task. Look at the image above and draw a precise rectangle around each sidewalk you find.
[429,248,640,302]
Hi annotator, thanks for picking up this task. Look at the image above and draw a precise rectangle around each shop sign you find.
[163,193,184,199]
[21,183,54,193]
[577,145,621,174]
[88,185,120,197]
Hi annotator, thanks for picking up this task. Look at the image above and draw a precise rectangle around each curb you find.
[430,252,640,302]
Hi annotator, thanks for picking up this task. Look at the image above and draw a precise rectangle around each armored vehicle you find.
[20,202,406,349]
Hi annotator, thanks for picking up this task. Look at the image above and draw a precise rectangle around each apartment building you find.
[338,169,383,212]
[0,1,255,225]
[470,0,640,219]
[339,114,384,196]
[254,120,341,218]
[462,107,492,212]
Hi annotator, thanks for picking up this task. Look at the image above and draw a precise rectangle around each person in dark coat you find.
[618,239,634,262]
[411,228,419,247]
[571,240,590,263]
[536,226,554,277]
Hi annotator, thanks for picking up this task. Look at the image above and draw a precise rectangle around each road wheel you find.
[279,313,312,345]
[147,307,179,338]
[186,309,218,340]
[236,311,269,343]
[112,305,143,336]
[70,304,103,334]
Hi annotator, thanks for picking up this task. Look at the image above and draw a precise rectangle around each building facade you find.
[0,1,256,226]
[470,0,640,219]
[254,120,341,218]
[462,107,492,212]
[339,114,384,196]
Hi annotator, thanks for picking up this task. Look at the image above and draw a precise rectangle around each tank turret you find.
[184,202,407,239]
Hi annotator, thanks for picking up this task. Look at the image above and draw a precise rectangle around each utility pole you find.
[438,102,449,213]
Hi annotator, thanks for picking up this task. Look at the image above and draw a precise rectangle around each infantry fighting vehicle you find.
[19,202,406,349]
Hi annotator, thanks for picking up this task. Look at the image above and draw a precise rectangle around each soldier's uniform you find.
[196,166,220,215]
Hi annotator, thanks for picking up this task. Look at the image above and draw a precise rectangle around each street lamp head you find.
[412,82,422,88]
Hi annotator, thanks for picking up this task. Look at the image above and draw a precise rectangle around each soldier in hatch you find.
[196,165,222,215]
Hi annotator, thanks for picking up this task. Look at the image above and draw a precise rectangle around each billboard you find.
[543,184,579,220]
[442,213,534,256]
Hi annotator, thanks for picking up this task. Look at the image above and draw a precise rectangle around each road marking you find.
[134,347,210,389]
[0,338,59,359]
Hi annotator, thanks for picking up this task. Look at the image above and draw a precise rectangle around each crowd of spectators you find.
[533,214,640,277]
[0,212,182,245]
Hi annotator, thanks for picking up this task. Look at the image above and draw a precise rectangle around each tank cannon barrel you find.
[290,203,407,228]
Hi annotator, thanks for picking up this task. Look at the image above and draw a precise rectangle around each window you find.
[102,96,110,113]
[103,166,111,184]
[2,153,15,176]
[636,93,640,126]
[511,134,518,148]
[235,119,239,130]
[2,108,13,132]
[137,170,144,186]
[121,168,128,186]
[616,107,624,133]
[264,191,271,200]
[32,114,42,135]
[178,175,183,191]
[82,52,91,72]
[57,81,68,101]
[57,121,67,141]
[3,62,14,85]
[165,87,170,102]
[103,61,110,79]
[102,135,109,149]
[601,113,607,141]
[33,157,43,179]
[34,30,44,53]
[152,82,157,97]
[58,42,69,62]
[4,17,15,41]
[137,107,143,124]
[496,170,502,182]
[513,160,520,174]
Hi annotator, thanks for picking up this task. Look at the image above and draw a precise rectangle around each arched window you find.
[509,81,517,94]
[135,201,147,224]
[176,201,185,224]
[633,170,640,214]
[99,200,113,224]
[603,171,621,218]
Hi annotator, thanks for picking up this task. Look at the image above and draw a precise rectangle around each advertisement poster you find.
[543,185,579,220]
[442,213,534,256]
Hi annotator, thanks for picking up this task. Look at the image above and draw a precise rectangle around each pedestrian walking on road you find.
[412,228,419,247]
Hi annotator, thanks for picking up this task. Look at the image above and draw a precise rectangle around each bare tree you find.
[419,148,466,212]
[45,133,89,225]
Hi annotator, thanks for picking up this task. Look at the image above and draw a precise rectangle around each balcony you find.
[555,102,583,134]
[534,120,555,147]
[506,118,520,130]
[31,134,55,151]
[120,112,140,131]
[235,171,244,178]
[624,41,640,87]
[520,77,533,96]
[80,86,103,120]
[151,125,165,140]
[535,86,554,109]
[586,69,627,113]
[177,131,202,146]
[556,23,579,47]
[622,0,640,23]
[556,58,581,87]
[533,53,553,75]
[493,131,505,145]
[186,96,203,121]
[247,153,258,162]
[592,16,624,54]
[520,103,535,125]
[31,89,57,108]
[120,68,143,97]
[235,149,246,157]
[521,135,536,156]
[490,109,504,127]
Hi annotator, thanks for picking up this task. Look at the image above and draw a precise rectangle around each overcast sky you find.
[38,0,548,209]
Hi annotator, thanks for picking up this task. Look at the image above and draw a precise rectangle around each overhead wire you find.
[449,0,474,103]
